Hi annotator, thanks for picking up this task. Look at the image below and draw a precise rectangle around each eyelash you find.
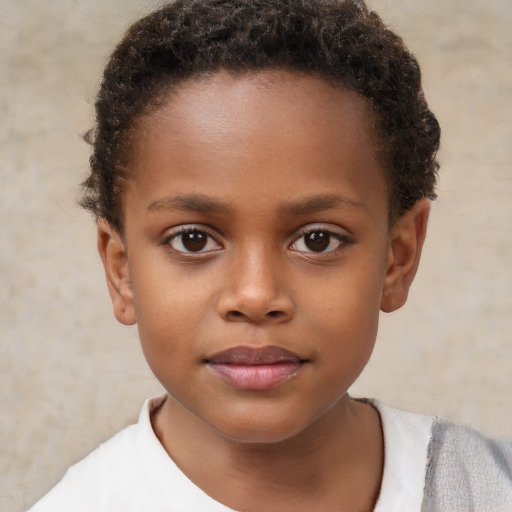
[162,225,222,255]
[290,225,352,256]
[162,224,352,257]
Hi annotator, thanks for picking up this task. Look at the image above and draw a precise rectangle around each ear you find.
[380,199,430,313]
[97,219,136,325]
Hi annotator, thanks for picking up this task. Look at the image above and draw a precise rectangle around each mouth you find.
[205,346,308,391]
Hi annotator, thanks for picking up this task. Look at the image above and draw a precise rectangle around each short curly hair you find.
[81,0,440,232]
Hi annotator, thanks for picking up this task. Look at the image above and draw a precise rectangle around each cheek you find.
[131,265,216,354]
[301,261,385,362]
[312,299,379,362]
[304,261,385,325]
[310,303,379,401]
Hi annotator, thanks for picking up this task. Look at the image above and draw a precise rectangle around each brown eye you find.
[181,231,207,251]
[168,229,221,253]
[291,227,347,254]
[304,231,330,252]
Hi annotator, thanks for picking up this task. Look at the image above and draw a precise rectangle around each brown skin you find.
[98,71,429,511]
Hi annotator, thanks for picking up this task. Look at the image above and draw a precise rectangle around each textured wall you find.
[1,0,511,510]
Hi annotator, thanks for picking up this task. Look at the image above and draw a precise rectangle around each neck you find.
[152,394,383,512]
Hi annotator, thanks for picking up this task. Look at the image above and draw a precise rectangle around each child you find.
[29,0,512,510]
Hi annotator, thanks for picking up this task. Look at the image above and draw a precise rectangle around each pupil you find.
[305,232,329,252]
[182,231,207,252]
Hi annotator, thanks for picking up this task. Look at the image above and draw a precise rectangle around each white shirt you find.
[372,400,432,512]
[29,395,433,512]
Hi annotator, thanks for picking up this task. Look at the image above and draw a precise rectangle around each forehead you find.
[136,70,377,153]
[125,70,387,221]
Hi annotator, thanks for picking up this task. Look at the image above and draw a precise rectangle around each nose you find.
[217,245,294,324]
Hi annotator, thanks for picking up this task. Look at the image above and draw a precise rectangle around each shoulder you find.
[368,399,512,512]
[28,396,164,512]
[28,421,142,512]
[368,400,434,512]
[422,418,512,511]
[28,395,236,512]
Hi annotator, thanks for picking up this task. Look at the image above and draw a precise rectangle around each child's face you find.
[100,71,423,443]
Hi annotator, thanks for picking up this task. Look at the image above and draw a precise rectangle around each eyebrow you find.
[147,193,364,216]
[147,194,233,214]
[282,194,365,215]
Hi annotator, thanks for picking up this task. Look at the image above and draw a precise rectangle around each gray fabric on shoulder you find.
[422,418,512,511]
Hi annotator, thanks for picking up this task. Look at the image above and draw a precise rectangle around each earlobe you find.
[380,199,430,313]
[97,219,136,325]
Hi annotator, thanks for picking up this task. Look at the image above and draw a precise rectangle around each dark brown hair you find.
[81,0,440,232]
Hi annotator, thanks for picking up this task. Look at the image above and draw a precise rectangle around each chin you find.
[208,411,315,445]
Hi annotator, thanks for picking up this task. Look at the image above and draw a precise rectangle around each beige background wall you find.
[1,0,511,510]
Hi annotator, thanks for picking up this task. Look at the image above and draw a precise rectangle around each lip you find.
[205,346,307,390]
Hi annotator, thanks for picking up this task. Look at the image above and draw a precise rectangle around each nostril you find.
[226,309,283,321]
